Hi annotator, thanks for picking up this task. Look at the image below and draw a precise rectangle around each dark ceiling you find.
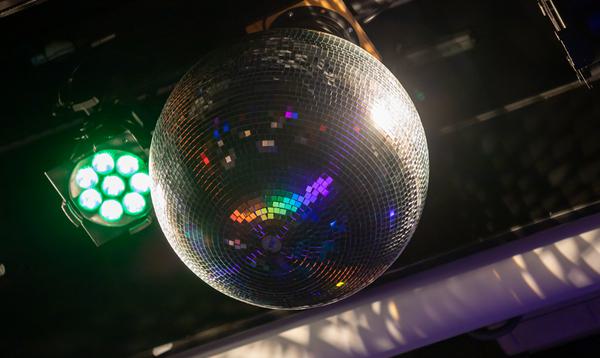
[1,0,599,357]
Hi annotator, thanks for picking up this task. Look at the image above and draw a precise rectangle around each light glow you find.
[123,192,147,215]
[75,167,99,189]
[116,155,140,176]
[100,199,123,221]
[102,175,125,197]
[371,102,396,136]
[130,172,151,194]
[78,188,102,211]
[92,152,115,174]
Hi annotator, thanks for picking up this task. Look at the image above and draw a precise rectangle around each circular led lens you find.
[99,199,123,221]
[92,152,115,174]
[130,172,151,194]
[116,154,140,176]
[123,192,147,215]
[75,167,99,189]
[78,188,102,211]
[102,175,125,197]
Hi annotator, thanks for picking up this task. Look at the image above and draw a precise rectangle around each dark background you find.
[1,0,600,357]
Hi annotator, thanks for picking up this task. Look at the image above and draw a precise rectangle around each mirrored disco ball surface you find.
[150,28,428,309]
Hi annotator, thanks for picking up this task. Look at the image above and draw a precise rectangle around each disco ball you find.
[150,28,428,309]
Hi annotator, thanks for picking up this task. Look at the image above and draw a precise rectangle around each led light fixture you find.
[46,130,153,246]
[69,149,149,228]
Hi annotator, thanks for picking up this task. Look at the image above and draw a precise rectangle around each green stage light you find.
[100,199,124,222]
[102,175,125,197]
[78,188,102,211]
[130,172,151,194]
[123,192,147,215]
[75,167,99,189]
[66,148,151,228]
[116,154,140,177]
[46,128,153,246]
[92,152,115,174]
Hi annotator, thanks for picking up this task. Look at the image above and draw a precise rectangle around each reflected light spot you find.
[579,228,600,244]
[521,272,546,299]
[320,317,367,354]
[554,238,580,264]
[513,254,527,269]
[492,269,501,280]
[422,302,442,323]
[537,249,567,283]
[385,318,406,344]
[353,309,370,329]
[279,326,309,346]
[371,102,396,136]
[581,237,600,274]
[388,301,400,322]
[568,268,593,287]
[371,301,381,315]
[152,342,173,356]
[508,289,522,304]
[413,326,428,338]
[372,337,395,351]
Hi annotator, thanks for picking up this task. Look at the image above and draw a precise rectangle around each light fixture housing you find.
[46,130,153,246]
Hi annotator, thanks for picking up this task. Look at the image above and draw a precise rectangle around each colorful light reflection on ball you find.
[150,29,429,309]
